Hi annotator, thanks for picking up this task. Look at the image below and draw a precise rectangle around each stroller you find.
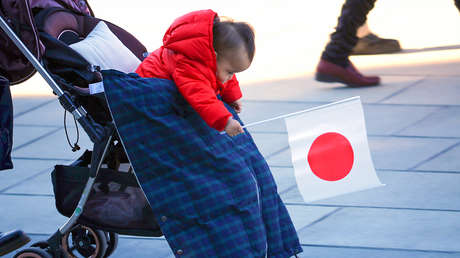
[0,0,163,257]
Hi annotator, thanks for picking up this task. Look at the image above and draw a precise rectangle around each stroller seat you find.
[1,3,163,257]
[37,7,147,60]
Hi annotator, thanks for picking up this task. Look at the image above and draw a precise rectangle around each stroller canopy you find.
[0,0,92,85]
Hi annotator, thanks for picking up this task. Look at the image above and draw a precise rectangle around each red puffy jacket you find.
[136,9,242,131]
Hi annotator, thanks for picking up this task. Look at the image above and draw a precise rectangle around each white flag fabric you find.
[285,97,384,203]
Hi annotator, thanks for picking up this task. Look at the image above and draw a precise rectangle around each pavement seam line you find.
[12,126,63,151]
[0,166,54,193]
[377,134,460,140]
[0,193,53,197]
[284,202,460,213]
[12,157,73,161]
[296,207,343,234]
[278,184,297,196]
[13,98,56,118]
[300,243,460,254]
[376,77,427,103]
[14,124,63,128]
[391,106,449,135]
[409,140,460,170]
[265,145,290,160]
[377,168,460,174]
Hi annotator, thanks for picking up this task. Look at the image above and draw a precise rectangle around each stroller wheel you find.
[103,232,118,257]
[61,225,108,258]
[14,247,52,258]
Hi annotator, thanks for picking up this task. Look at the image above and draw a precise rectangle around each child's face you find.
[216,47,251,84]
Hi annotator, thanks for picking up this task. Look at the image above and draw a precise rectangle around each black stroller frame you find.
[0,8,160,258]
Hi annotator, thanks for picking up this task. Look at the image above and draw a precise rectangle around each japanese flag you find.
[285,97,384,203]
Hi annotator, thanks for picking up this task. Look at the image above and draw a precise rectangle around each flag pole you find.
[220,96,360,134]
[242,96,360,129]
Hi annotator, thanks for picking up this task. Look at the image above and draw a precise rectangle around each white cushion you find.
[69,21,140,73]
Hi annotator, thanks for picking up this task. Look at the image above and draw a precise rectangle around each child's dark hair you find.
[213,17,255,62]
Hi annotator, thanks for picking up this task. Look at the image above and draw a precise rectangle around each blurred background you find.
[11,0,460,95]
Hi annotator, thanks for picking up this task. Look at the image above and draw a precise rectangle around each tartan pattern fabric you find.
[102,70,302,257]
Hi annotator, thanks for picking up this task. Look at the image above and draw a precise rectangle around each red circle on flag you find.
[307,132,354,181]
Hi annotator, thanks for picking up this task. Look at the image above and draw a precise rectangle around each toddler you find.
[101,9,303,257]
[136,10,254,136]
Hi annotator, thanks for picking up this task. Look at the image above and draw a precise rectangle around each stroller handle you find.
[0,15,63,96]
[0,15,103,142]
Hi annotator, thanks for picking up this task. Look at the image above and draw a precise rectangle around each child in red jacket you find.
[107,10,302,257]
[136,9,254,137]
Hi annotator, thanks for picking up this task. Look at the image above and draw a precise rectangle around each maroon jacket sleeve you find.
[221,75,242,104]
[173,57,232,131]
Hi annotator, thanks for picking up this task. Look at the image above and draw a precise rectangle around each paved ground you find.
[1,51,460,258]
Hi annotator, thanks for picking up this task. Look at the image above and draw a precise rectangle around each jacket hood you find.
[162,9,217,72]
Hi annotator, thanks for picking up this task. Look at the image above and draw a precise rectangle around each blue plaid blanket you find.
[102,70,302,257]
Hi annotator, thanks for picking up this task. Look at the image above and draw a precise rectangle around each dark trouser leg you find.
[455,0,460,11]
[321,0,377,67]
[0,75,13,170]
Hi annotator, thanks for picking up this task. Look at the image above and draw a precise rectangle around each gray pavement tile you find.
[298,245,460,258]
[415,143,460,172]
[270,166,296,194]
[363,104,441,135]
[111,237,173,258]
[250,132,289,159]
[242,75,422,104]
[286,205,338,233]
[12,127,93,160]
[12,126,61,151]
[4,171,54,195]
[306,171,460,211]
[0,195,67,234]
[381,77,460,105]
[279,183,306,203]
[297,208,460,252]
[266,149,292,167]
[13,99,78,127]
[12,96,55,117]
[368,136,456,170]
[396,106,460,137]
[0,159,57,192]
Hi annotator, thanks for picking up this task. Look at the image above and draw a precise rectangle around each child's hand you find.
[229,100,242,113]
[225,118,244,137]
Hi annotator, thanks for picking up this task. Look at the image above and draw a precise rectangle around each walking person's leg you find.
[316,0,381,87]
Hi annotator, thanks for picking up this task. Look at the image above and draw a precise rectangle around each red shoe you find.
[315,59,380,87]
